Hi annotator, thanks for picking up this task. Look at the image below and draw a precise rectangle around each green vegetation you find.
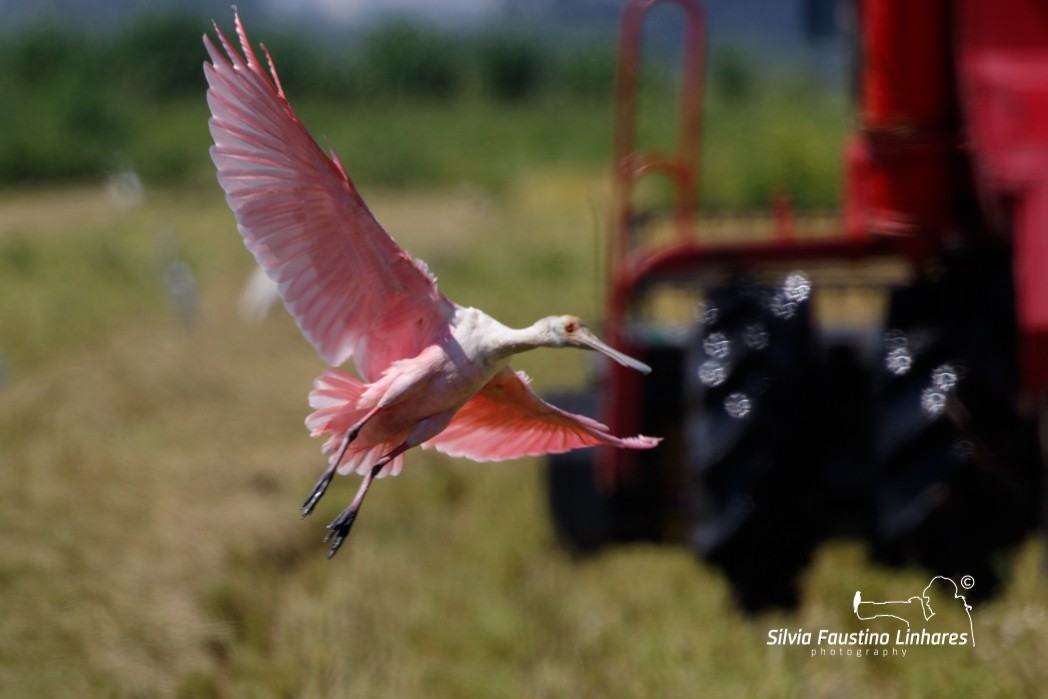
[0,12,848,209]
[1,184,1045,698]
[0,199,160,369]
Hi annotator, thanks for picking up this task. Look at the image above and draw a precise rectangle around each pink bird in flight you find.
[204,10,659,557]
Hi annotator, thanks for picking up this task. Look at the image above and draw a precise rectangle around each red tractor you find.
[548,0,1047,609]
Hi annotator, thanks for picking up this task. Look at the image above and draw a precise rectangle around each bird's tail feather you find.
[305,368,405,477]
[306,368,367,438]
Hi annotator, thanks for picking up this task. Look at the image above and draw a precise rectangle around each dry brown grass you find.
[1,182,1046,698]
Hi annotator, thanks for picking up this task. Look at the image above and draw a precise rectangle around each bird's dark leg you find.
[300,408,381,517]
[300,426,357,517]
[300,462,339,518]
[324,443,409,559]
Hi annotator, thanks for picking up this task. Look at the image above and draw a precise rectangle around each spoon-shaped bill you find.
[574,328,652,374]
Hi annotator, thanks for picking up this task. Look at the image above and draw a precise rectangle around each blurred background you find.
[0,0,1045,696]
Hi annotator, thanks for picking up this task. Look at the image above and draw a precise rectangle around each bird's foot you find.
[300,467,336,518]
[324,506,359,558]
[316,444,411,558]
[320,461,385,558]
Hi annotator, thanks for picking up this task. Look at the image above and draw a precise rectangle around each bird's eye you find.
[564,320,578,334]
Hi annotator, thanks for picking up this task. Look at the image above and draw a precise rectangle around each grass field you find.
[1,174,1046,698]
[3,8,1045,696]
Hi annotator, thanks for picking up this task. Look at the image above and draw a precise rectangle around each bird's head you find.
[541,315,651,374]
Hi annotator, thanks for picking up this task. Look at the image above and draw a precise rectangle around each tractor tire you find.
[546,343,689,553]
[871,251,1041,598]
[546,391,613,554]
[685,275,823,611]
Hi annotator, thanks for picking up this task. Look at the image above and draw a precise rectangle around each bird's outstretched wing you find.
[204,11,454,380]
[423,369,660,461]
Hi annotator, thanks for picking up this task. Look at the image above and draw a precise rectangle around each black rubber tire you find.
[545,343,689,553]
[685,276,823,611]
[871,251,1042,599]
[545,391,613,554]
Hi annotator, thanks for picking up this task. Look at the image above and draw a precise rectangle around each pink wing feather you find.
[423,369,661,461]
[203,12,454,381]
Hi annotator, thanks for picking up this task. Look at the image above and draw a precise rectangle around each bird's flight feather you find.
[204,13,453,381]
[425,368,660,460]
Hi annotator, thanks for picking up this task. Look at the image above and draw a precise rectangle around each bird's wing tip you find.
[624,435,661,449]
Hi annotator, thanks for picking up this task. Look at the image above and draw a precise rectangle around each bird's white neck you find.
[453,308,557,365]
[489,321,560,361]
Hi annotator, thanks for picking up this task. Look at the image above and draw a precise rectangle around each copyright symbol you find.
[960,575,975,590]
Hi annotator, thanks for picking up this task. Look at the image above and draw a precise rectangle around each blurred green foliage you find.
[0,24,123,182]
[356,22,463,100]
[475,33,543,102]
[710,45,756,105]
[0,12,851,209]
[111,13,208,99]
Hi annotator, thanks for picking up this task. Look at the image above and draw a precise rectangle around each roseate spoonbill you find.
[204,11,660,557]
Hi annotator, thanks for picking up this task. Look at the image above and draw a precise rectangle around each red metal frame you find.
[599,0,1048,484]
[956,0,1048,390]
[599,0,912,484]
[602,0,706,486]
[609,0,705,270]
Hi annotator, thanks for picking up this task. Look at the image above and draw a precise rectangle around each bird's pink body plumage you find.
[204,12,658,551]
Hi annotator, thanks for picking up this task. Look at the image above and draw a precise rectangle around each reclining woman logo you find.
[853,575,976,646]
